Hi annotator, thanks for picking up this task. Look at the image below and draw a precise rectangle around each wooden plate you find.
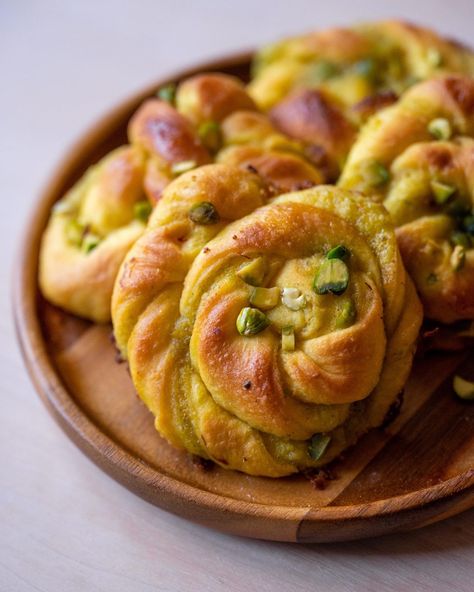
[14,54,474,543]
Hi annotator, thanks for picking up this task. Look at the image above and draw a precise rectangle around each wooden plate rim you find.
[13,51,474,540]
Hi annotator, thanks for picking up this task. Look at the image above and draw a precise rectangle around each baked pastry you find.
[40,74,325,322]
[339,75,474,323]
[39,146,149,322]
[249,20,474,111]
[217,110,325,190]
[112,167,422,476]
[248,21,474,176]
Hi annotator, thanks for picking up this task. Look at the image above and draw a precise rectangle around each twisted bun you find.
[339,75,474,323]
[112,169,421,476]
[249,20,474,111]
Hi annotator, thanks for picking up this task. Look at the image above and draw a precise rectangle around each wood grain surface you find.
[13,51,474,544]
[5,2,474,590]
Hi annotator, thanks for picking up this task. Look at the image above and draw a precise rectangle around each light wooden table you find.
[2,2,474,590]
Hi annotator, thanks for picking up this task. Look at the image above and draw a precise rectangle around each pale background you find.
[2,1,474,590]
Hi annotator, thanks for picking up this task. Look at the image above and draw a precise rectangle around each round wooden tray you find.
[14,54,474,543]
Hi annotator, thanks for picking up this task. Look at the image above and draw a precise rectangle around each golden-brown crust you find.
[112,174,421,476]
[269,88,357,175]
[39,146,147,323]
[217,145,323,192]
[176,73,258,124]
[339,75,474,323]
[128,98,211,167]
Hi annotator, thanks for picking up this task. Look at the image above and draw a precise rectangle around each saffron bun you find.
[249,20,474,111]
[39,74,324,322]
[112,170,422,477]
[339,75,474,323]
[248,21,474,174]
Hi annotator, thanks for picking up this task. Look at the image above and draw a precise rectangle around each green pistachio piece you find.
[82,233,101,254]
[281,287,306,311]
[463,215,474,236]
[156,82,176,104]
[361,160,390,187]
[281,325,295,352]
[172,160,197,176]
[427,48,443,68]
[188,201,220,225]
[335,300,356,329]
[428,118,452,140]
[326,244,350,261]
[453,375,474,400]
[134,200,152,223]
[236,257,267,286]
[450,231,471,248]
[430,180,456,204]
[309,60,339,83]
[65,220,85,247]
[313,258,349,296]
[352,58,377,80]
[308,434,331,461]
[198,121,222,153]
[249,286,280,310]
[236,307,270,336]
[427,273,438,285]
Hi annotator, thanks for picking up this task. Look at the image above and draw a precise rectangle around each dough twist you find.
[339,75,474,323]
[112,171,422,476]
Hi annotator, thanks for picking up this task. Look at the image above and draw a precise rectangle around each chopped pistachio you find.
[463,215,474,236]
[427,48,443,68]
[352,58,377,80]
[134,200,152,223]
[451,231,471,248]
[249,286,280,310]
[236,307,270,336]
[326,244,350,261]
[428,118,452,140]
[450,245,466,271]
[308,434,331,461]
[453,375,474,400]
[281,287,306,311]
[361,160,390,187]
[188,201,220,225]
[65,219,85,247]
[427,272,438,285]
[156,82,176,104]
[198,121,222,152]
[172,160,197,176]
[430,180,455,204]
[313,258,349,296]
[281,326,295,352]
[236,257,266,286]
[82,233,101,254]
[309,60,339,83]
[335,300,356,329]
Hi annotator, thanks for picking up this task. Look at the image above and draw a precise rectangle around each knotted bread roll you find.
[250,20,474,111]
[112,166,422,476]
[249,20,474,175]
[339,75,474,323]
